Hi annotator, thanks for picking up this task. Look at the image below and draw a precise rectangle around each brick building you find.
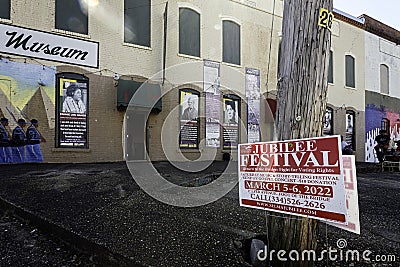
[1,1,398,163]
[0,0,282,162]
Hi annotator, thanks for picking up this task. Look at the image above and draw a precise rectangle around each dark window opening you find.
[0,0,10,19]
[124,0,151,47]
[223,20,240,65]
[345,55,355,88]
[179,8,200,57]
[328,50,333,84]
[323,107,333,135]
[346,110,355,150]
[55,0,88,35]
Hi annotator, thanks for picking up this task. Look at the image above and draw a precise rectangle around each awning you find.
[117,79,162,112]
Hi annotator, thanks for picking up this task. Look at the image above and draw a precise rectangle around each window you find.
[346,111,355,150]
[179,89,200,149]
[381,118,390,134]
[0,0,10,19]
[223,20,240,65]
[328,50,333,84]
[179,8,200,57]
[55,0,88,35]
[124,0,151,47]
[222,94,240,150]
[323,107,333,135]
[56,73,89,149]
[380,64,389,94]
[345,55,355,88]
[277,41,282,77]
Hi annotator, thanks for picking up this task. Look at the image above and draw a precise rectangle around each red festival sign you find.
[239,136,347,223]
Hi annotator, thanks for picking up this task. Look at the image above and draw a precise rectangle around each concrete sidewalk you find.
[0,161,397,266]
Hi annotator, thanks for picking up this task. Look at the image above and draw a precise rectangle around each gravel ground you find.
[315,172,400,267]
[0,211,96,266]
[0,162,398,266]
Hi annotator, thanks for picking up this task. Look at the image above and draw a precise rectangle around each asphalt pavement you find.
[0,161,398,266]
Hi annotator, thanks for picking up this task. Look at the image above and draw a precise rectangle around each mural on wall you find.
[365,103,400,162]
[0,58,56,128]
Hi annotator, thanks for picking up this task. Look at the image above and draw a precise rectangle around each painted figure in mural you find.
[62,84,86,114]
[374,129,390,163]
[0,118,11,163]
[181,96,198,121]
[11,119,27,163]
[26,119,44,162]
[224,100,237,124]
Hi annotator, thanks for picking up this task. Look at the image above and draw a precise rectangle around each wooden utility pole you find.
[270,0,333,266]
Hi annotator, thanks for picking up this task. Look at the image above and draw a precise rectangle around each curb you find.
[0,196,144,267]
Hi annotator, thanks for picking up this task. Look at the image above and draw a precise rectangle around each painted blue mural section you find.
[365,102,400,162]
[365,104,385,133]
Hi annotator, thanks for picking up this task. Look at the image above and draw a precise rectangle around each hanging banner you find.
[179,89,199,149]
[246,68,260,143]
[57,75,89,148]
[222,96,239,149]
[204,60,220,148]
[239,136,347,223]
[328,155,360,234]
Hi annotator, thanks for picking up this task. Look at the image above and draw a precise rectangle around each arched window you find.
[179,8,200,57]
[346,111,355,150]
[56,0,88,35]
[124,0,151,47]
[345,55,355,88]
[380,64,389,94]
[223,20,241,65]
[222,94,240,150]
[179,89,200,149]
[56,73,89,148]
[323,107,333,135]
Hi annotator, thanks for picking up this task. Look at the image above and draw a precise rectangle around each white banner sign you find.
[329,155,360,234]
[239,136,347,223]
[0,24,99,68]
